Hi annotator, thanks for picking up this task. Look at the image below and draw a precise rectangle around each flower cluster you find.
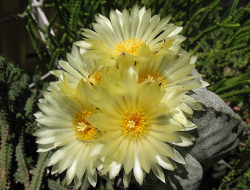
[33,5,208,189]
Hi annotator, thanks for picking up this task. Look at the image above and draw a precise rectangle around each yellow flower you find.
[33,80,104,188]
[85,69,196,186]
[33,4,211,188]
[74,5,185,67]
[50,45,104,97]
[134,49,207,90]
[134,50,209,127]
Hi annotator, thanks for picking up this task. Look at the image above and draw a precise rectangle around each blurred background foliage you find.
[0,0,250,189]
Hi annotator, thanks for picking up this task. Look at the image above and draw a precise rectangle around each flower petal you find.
[171,132,195,147]
[47,140,78,167]
[133,142,144,185]
[100,135,124,157]
[123,170,132,188]
[137,140,151,173]
[148,130,176,142]
[151,161,165,183]
[87,170,97,187]
[123,140,135,174]
[117,138,130,164]
[146,135,174,158]
[150,124,184,133]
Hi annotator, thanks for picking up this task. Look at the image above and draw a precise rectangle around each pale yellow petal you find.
[47,140,78,167]
[133,142,144,185]
[101,130,122,142]
[151,161,165,183]
[66,144,86,184]
[87,170,97,187]
[171,132,195,147]
[109,162,122,179]
[121,8,130,40]
[123,170,131,188]
[110,10,123,42]
[146,15,171,44]
[37,103,72,121]
[58,142,82,173]
[117,138,130,164]
[142,15,160,42]
[146,135,174,158]
[171,148,185,164]
[156,154,174,171]
[137,140,151,173]
[150,124,184,133]
[148,130,176,142]
[76,145,90,179]
[123,140,135,174]
[140,138,158,163]
[130,5,140,38]
[135,8,151,39]
[100,135,124,157]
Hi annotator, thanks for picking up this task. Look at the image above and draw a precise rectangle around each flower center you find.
[120,109,150,139]
[115,38,145,56]
[138,72,166,89]
[87,71,103,86]
[72,110,102,141]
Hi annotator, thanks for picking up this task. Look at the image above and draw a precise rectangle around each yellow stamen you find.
[115,38,145,56]
[72,110,102,141]
[88,71,103,86]
[138,72,166,89]
[120,109,150,139]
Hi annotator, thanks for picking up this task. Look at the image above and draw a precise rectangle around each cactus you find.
[30,152,51,190]
[48,179,68,190]
[0,0,249,189]
[0,119,13,190]
[15,134,30,189]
